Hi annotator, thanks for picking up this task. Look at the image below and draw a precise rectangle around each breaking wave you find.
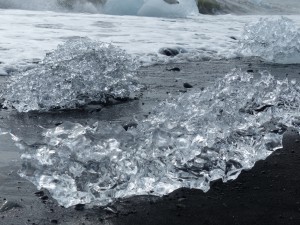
[1,38,140,112]
[237,17,300,64]
[15,70,300,207]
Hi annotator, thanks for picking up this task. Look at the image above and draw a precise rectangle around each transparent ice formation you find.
[238,17,300,64]
[17,70,300,207]
[1,38,140,112]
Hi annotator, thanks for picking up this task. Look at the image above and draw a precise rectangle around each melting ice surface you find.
[238,17,300,64]
[1,38,140,112]
[17,70,300,207]
[104,0,198,17]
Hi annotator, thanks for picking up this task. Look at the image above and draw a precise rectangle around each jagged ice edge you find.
[17,69,300,207]
[1,38,141,112]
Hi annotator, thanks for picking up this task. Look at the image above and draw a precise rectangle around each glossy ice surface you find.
[1,38,140,112]
[17,70,300,207]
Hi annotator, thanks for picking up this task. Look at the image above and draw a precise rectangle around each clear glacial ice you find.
[17,70,300,207]
[1,38,141,112]
[238,17,300,64]
[104,0,198,17]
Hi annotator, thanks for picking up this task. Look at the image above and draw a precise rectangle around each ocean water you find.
[1,0,300,72]
[1,0,300,207]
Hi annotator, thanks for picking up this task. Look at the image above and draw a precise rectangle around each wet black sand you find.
[0,58,300,225]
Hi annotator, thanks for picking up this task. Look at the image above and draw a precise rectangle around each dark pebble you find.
[159,47,187,57]
[167,67,180,72]
[40,196,49,201]
[74,204,85,211]
[50,219,58,224]
[34,191,44,197]
[183,83,193,88]
[123,122,138,131]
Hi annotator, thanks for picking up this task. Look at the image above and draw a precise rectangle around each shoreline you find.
[0,58,300,224]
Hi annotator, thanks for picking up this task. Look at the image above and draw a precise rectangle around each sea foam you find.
[17,70,300,207]
[1,38,140,112]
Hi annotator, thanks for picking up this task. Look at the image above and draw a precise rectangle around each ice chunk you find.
[104,0,198,17]
[1,38,140,112]
[137,0,198,17]
[238,17,300,64]
[17,70,300,207]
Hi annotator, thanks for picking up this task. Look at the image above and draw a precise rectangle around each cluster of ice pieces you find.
[238,17,300,64]
[17,70,300,207]
[1,38,140,112]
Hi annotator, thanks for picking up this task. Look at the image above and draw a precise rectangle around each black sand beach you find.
[1,58,300,225]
